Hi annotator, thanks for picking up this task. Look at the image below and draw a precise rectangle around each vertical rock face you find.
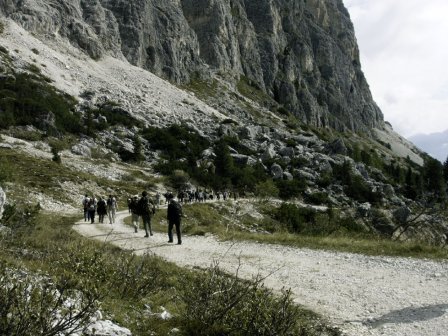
[0,0,384,132]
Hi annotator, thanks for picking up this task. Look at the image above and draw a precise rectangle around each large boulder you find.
[279,146,295,158]
[262,144,276,162]
[325,138,348,156]
[270,163,283,180]
[393,206,411,224]
[239,125,263,140]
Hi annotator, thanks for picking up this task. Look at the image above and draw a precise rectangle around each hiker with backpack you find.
[129,195,140,233]
[139,191,156,237]
[87,196,97,224]
[167,195,183,245]
[82,194,90,221]
[97,196,107,223]
[107,194,117,224]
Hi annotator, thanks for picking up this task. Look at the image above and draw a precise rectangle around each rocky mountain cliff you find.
[0,0,382,132]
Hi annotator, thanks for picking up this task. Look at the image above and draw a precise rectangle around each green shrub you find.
[276,179,306,200]
[8,128,43,142]
[51,146,61,163]
[179,263,306,335]
[0,203,41,237]
[304,191,330,205]
[26,63,41,74]
[142,124,209,161]
[169,169,190,191]
[0,263,99,336]
[273,203,317,233]
[236,75,272,104]
[255,179,279,198]
[0,21,4,35]
[0,72,80,134]
[31,48,39,55]
[84,102,143,132]
[51,241,168,299]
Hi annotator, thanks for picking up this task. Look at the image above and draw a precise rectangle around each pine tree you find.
[423,158,446,200]
[443,156,448,183]
[404,167,417,199]
[132,134,144,162]
[213,139,234,188]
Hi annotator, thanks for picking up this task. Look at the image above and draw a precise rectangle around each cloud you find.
[344,0,448,137]
[409,129,448,162]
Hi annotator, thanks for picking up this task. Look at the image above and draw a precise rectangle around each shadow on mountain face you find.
[362,304,448,328]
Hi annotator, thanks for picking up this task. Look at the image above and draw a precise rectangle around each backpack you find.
[169,200,182,220]
[88,199,96,210]
[138,197,154,216]
[130,198,139,215]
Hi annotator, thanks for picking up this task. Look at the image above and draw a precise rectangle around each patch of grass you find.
[0,70,80,134]
[234,231,448,259]
[26,63,41,74]
[154,201,448,260]
[237,75,273,105]
[7,127,43,142]
[181,75,219,101]
[0,147,153,207]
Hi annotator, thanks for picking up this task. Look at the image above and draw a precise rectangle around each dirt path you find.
[74,210,448,336]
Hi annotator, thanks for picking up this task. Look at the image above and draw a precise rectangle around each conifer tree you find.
[423,158,445,200]
[213,139,234,188]
[132,134,144,162]
[443,156,448,183]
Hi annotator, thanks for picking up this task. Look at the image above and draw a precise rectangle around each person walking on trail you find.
[139,191,156,237]
[97,197,107,224]
[87,196,97,224]
[167,196,183,245]
[82,194,90,221]
[107,194,117,224]
[129,195,140,233]
[155,192,161,208]
[127,198,132,213]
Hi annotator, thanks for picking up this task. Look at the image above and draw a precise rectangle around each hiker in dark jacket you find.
[167,196,183,245]
[129,195,140,233]
[139,191,156,237]
[96,197,107,224]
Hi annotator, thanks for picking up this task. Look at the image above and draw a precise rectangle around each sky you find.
[344,0,448,138]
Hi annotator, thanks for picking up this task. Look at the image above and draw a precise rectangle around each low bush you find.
[276,179,306,200]
[273,203,317,233]
[0,72,80,134]
[179,263,310,335]
[272,203,367,236]
[49,241,169,300]
[0,263,99,336]
[304,191,330,205]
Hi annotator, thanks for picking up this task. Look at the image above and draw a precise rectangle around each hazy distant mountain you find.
[409,130,448,162]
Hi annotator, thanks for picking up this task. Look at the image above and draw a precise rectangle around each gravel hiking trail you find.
[74,210,448,336]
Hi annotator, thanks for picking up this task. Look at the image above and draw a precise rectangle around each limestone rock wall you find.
[0,0,384,132]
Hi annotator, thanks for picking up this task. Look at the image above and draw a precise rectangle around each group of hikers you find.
[82,188,240,245]
[161,189,238,204]
[82,194,118,224]
[82,190,183,245]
